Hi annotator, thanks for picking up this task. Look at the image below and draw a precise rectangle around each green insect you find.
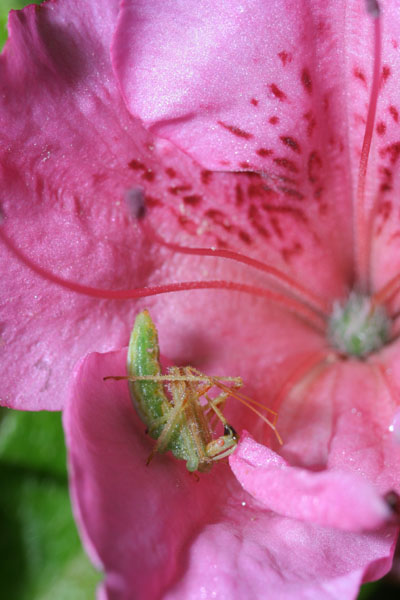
[107,310,281,472]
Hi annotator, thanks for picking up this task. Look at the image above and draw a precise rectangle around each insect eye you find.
[224,424,238,440]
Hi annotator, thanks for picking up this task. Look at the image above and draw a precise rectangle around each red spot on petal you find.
[165,167,176,178]
[261,203,307,223]
[247,205,270,238]
[282,242,303,263]
[142,170,155,182]
[205,209,231,231]
[278,187,305,200]
[303,111,316,137]
[128,159,146,170]
[269,84,287,101]
[270,216,284,239]
[389,105,399,122]
[307,151,323,183]
[238,230,252,244]
[353,68,367,86]
[257,148,273,157]
[218,121,253,139]
[273,157,299,173]
[382,65,391,82]
[380,142,400,164]
[183,195,202,206]
[379,167,392,192]
[178,215,198,234]
[376,201,392,234]
[393,39,399,49]
[280,136,301,153]
[145,195,161,208]
[201,170,213,185]
[301,68,312,94]
[376,122,386,136]
[251,98,259,106]
[269,116,279,125]
[278,51,292,66]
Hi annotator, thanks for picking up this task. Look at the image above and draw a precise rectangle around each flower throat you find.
[0,0,396,361]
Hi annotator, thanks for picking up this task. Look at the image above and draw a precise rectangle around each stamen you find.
[272,349,334,408]
[138,218,330,317]
[371,272,400,308]
[354,2,381,291]
[0,226,326,332]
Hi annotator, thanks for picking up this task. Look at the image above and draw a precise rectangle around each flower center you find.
[328,293,391,357]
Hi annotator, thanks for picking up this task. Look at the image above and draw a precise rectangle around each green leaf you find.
[0,409,102,600]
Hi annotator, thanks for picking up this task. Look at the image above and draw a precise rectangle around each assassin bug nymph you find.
[105,310,281,472]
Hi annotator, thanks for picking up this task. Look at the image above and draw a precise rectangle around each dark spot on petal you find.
[205,209,231,231]
[301,68,312,94]
[201,170,213,185]
[247,205,269,237]
[145,195,161,208]
[380,142,400,164]
[382,65,391,82]
[278,51,292,66]
[261,203,307,223]
[273,157,299,173]
[269,116,279,125]
[128,159,146,170]
[251,98,259,106]
[270,216,283,239]
[282,242,303,263]
[142,170,155,182]
[178,215,198,234]
[165,167,176,178]
[238,230,252,244]
[218,120,253,139]
[280,136,301,153]
[353,67,367,86]
[303,111,316,137]
[307,151,323,183]
[183,195,202,206]
[257,148,273,157]
[376,121,386,136]
[269,84,287,101]
[278,187,305,200]
[389,105,399,122]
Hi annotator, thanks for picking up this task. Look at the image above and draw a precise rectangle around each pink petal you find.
[367,1,400,292]
[65,348,397,600]
[0,0,335,411]
[230,432,391,531]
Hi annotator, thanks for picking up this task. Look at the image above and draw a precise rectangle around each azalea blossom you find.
[2,0,400,598]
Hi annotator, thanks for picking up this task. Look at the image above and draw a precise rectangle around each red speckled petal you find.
[367,2,400,293]
[65,349,397,600]
[0,0,332,411]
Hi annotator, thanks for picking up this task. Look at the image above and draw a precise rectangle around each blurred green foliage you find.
[0,409,101,600]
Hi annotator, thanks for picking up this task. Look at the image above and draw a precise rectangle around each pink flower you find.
[2,0,400,597]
